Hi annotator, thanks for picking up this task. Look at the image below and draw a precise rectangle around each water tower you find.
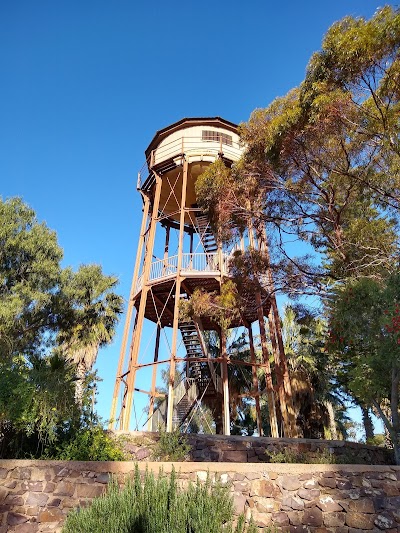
[110,117,296,437]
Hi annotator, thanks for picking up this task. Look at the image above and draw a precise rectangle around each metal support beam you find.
[109,195,150,429]
[120,174,163,430]
[162,225,170,276]
[147,324,161,429]
[166,158,188,432]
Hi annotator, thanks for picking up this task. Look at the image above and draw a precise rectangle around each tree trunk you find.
[74,362,86,408]
[390,366,400,465]
[360,405,374,442]
[325,401,338,440]
[372,398,400,466]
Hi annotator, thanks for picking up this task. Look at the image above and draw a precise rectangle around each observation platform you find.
[134,251,271,330]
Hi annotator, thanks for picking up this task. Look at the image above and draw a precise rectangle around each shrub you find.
[268,447,337,464]
[366,434,386,447]
[267,446,370,465]
[56,427,125,461]
[62,466,257,533]
[268,449,306,463]
[151,427,191,461]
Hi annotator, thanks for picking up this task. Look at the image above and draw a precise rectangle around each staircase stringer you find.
[195,212,218,254]
[193,317,223,395]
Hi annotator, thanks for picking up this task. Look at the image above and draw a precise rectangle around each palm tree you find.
[282,305,345,439]
[58,265,123,406]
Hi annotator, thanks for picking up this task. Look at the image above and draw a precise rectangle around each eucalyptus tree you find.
[197,7,400,289]
[196,9,400,447]
[328,274,400,464]
[0,197,123,455]
[0,197,63,360]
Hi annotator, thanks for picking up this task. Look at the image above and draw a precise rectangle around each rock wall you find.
[115,432,395,465]
[1,460,400,532]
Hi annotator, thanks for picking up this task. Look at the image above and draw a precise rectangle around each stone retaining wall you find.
[0,460,399,532]
[115,432,395,465]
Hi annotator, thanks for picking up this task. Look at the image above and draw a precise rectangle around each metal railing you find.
[136,252,229,293]
[137,134,244,189]
[149,377,199,431]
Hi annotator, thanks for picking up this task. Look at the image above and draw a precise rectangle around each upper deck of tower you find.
[132,117,269,328]
[137,117,243,191]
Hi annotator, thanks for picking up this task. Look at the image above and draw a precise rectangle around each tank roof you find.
[145,117,238,158]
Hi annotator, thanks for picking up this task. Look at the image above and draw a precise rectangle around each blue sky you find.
[0,1,392,427]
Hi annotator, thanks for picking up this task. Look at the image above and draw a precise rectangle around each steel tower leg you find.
[120,175,163,430]
[109,195,150,429]
[148,323,161,430]
[166,159,188,432]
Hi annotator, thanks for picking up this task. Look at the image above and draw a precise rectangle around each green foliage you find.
[55,427,125,461]
[58,265,123,364]
[57,264,123,405]
[152,427,191,461]
[241,78,398,281]
[268,449,305,463]
[198,8,400,291]
[179,280,241,332]
[0,353,79,455]
[281,304,348,440]
[329,275,400,403]
[195,159,231,214]
[366,434,386,447]
[328,273,400,463]
[192,8,400,458]
[0,196,123,458]
[228,248,270,293]
[268,447,363,465]
[299,6,400,279]
[0,197,63,360]
[62,466,258,533]
[195,159,242,242]
[240,89,302,160]
[305,6,400,94]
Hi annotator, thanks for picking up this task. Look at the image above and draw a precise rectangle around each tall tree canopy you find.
[0,197,123,457]
[0,198,63,359]
[195,6,400,459]
[196,6,400,287]
[328,274,400,463]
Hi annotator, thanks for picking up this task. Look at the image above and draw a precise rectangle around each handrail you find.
[173,378,189,406]
[137,134,243,189]
[149,377,198,430]
[186,380,198,405]
[154,136,242,161]
[136,252,229,293]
